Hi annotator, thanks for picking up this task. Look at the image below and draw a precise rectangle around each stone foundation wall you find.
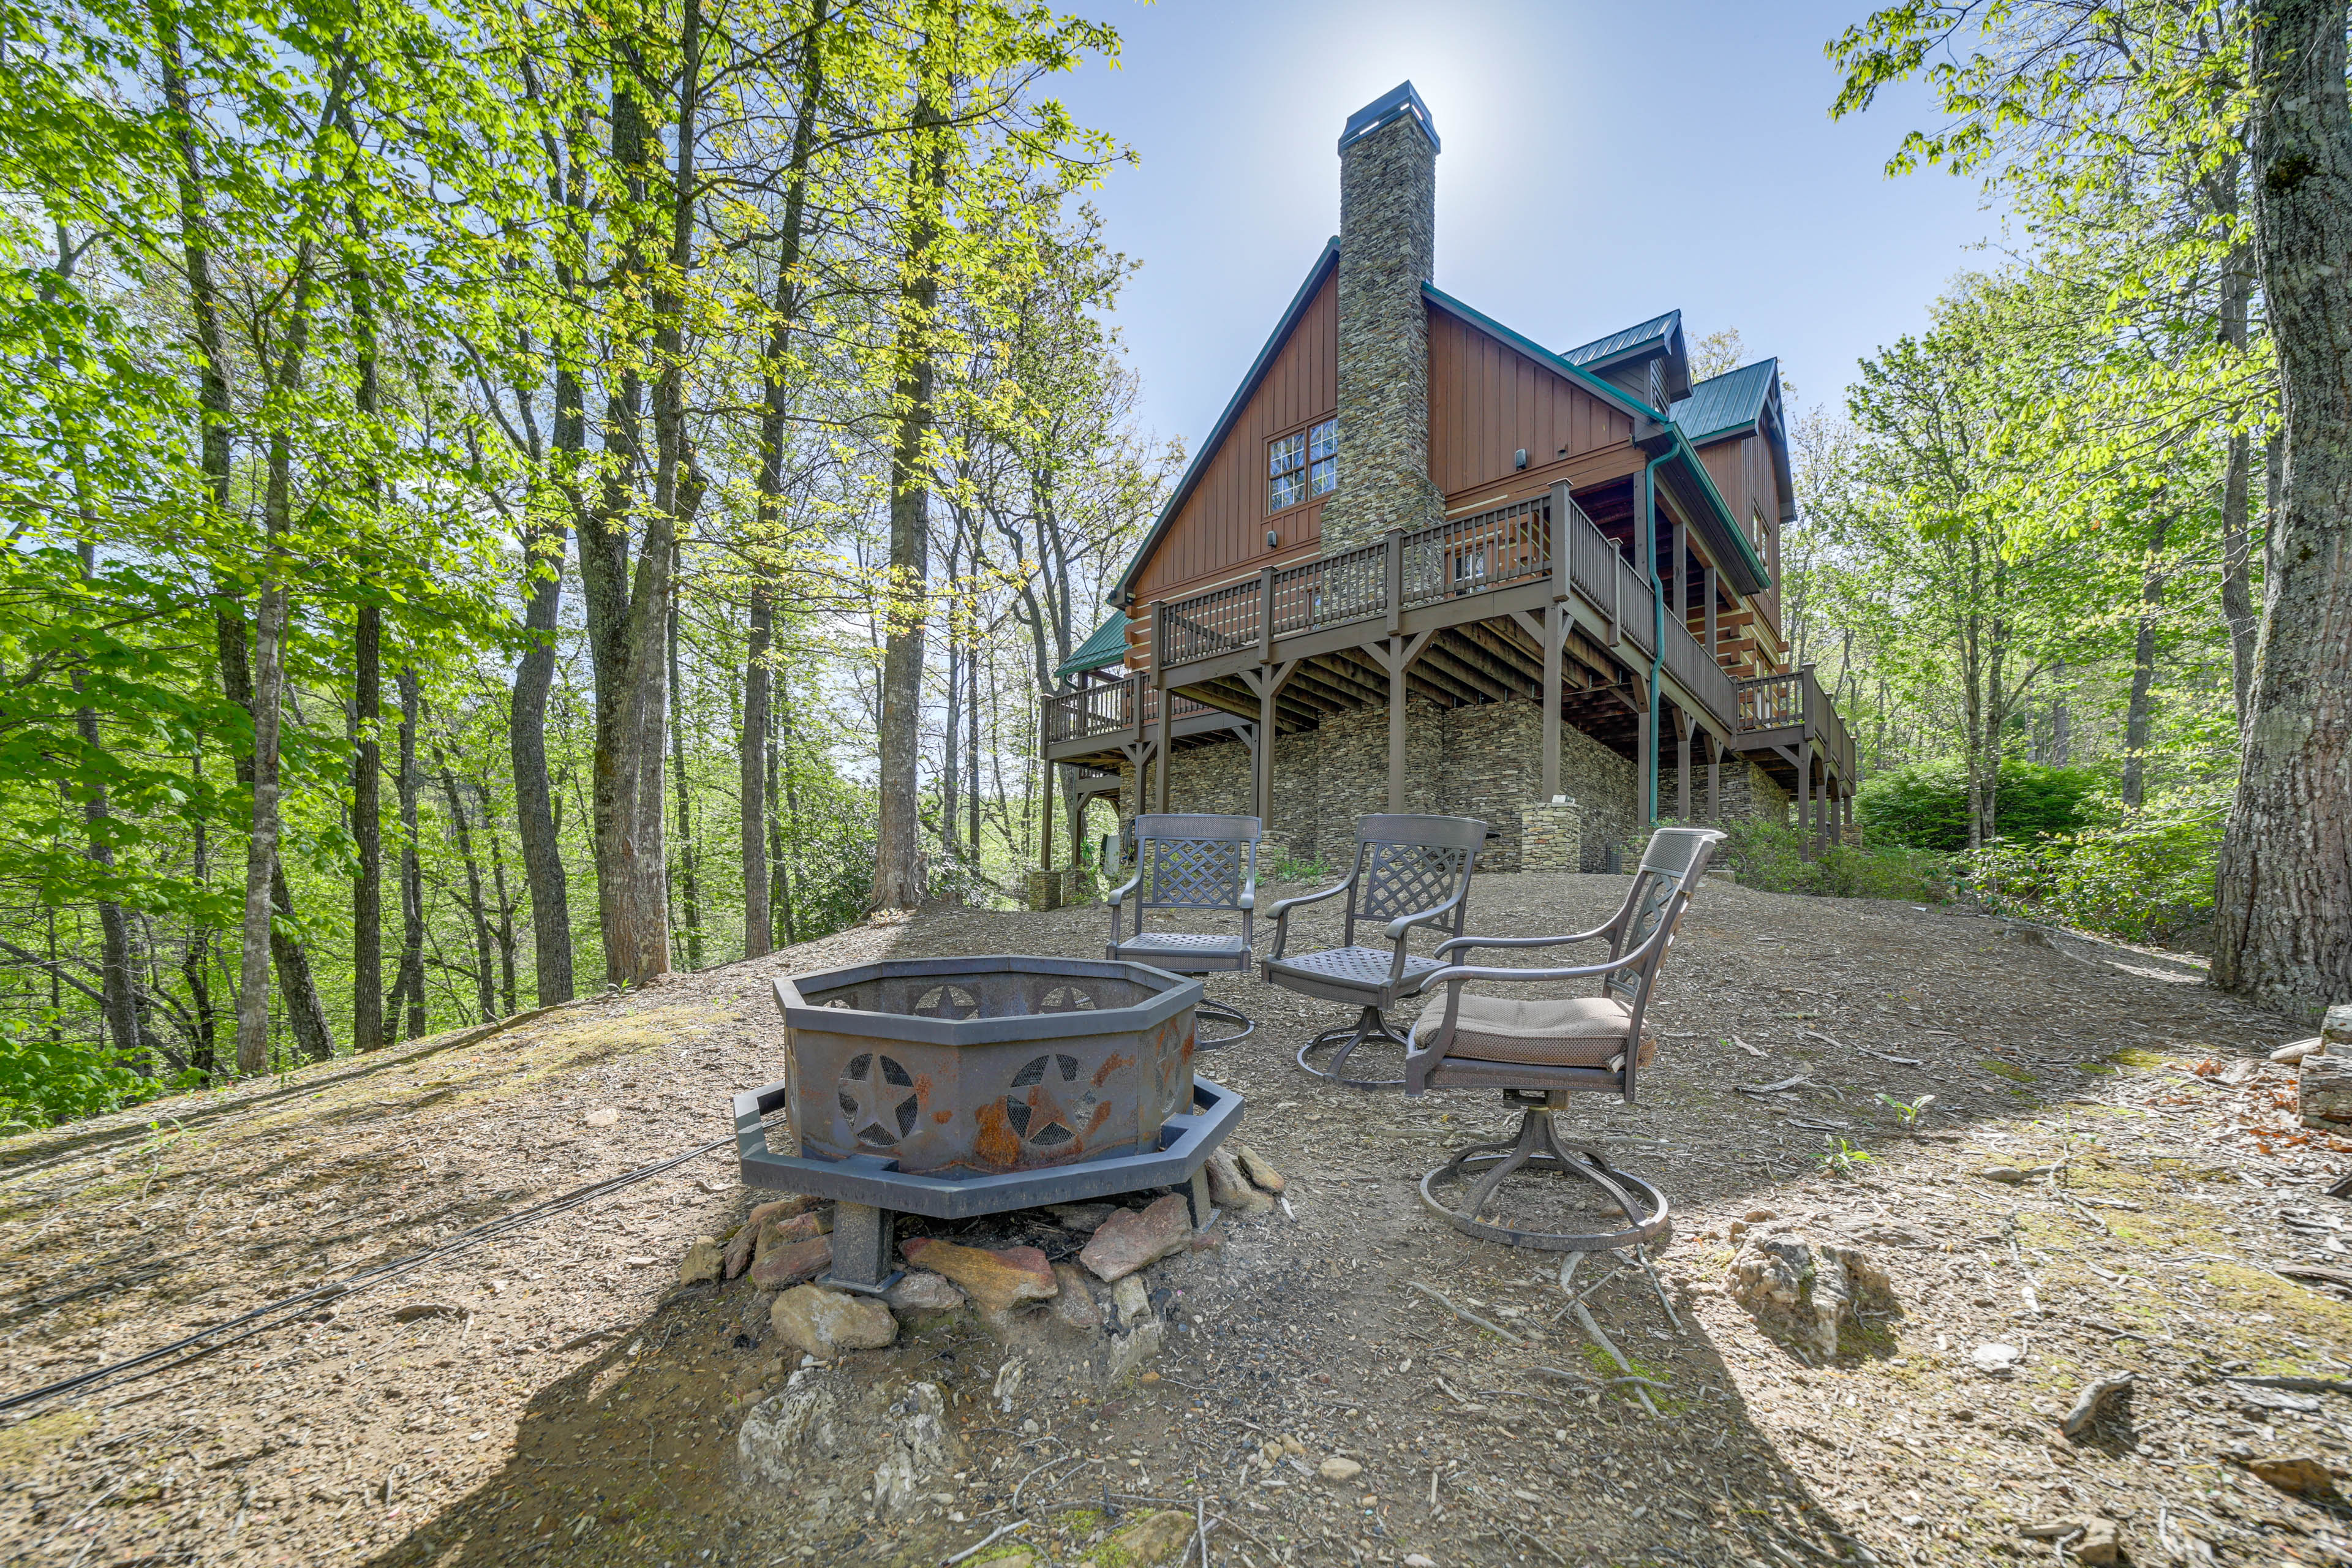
[1659,754,1793,827]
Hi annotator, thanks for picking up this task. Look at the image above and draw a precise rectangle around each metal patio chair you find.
[1106,813,1262,1049]
[1261,813,1488,1088]
[1404,825,1725,1251]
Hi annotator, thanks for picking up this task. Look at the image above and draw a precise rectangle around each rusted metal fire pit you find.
[736,956,1242,1295]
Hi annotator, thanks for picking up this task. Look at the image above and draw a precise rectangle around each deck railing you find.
[1733,666,1855,780]
[1042,676,1218,747]
[1054,489,1853,773]
[1156,491,1654,665]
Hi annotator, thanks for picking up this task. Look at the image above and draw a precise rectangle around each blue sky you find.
[1049,0,2004,443]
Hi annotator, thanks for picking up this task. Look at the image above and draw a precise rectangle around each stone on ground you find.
[748,1234,832,1291]
[726,1195,824,1280]
[1080,1507,1193,1567]
[1232,1142,1285,1193]
[1079,1194,1193,1282]
[771,1284,896,1359]
[883,1270,965,1322]
[1205,1150,1272,1215]
[1107,1317,1164,1383]
[1110,1275,1149,1327]
[677,1235,723,1286]
[900,1237,1057,1313]
[1725,1230,1894,1359]
[2241,1454,2339,1496]
[1318,1455,1363,1481]
[871,1381,955,1518]
[1049,1263,1102,1330]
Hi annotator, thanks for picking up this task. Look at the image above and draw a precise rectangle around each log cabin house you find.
[1036,83,1853,891]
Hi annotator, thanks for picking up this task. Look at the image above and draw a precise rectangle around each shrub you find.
[1689,818,1953,903]
[1966,789,2222,945]
[0,1018,154,1134]
[1857,760,2103,851]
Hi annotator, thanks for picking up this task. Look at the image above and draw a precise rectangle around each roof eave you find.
[1111,241,1342,604]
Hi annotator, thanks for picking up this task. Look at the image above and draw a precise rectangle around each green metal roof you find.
[1670,358,1778,444]
[1562,311,1680,369]
[1055,610,1131,682]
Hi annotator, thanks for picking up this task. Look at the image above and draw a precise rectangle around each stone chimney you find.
[1321,82,1444,554]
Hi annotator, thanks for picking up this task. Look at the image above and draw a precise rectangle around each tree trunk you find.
[2213,0,2352,1016]
[481,779,520,1017]
[388,665,427,1036]
[872,89,948,912]
[668,584,703,971]
[353,603,383,1048]
[2122,514,2173,810]
[771,673,797,945]
[742,589,773,956]
[438,760,498,1023]
[510,466,575,1006]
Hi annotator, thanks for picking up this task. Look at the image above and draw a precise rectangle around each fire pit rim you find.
[731,1073,1243,1219]
[771,953,1202,1046]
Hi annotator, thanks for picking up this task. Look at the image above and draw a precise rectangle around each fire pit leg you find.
[1183,1166,1214,1229]
[822,1201,903,1296]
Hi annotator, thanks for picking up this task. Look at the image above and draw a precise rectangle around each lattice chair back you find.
[1340,814,1488,949]
[1133,814,1260,915]
[1604,826,1724,1011]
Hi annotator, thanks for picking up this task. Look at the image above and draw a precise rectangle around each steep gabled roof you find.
[1110,240,1341,603]
[1562,310,1681,371]
[1671,358,1779,445]
[1055,610,1131,683]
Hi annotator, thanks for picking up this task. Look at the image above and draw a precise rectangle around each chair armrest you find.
[1411,957,1628,992]
[1264,877,1349,923]
[1265,875,1351,960]
[1104,872,1142,908]
[1379,890,1468,946]
[1432,924,1613,959]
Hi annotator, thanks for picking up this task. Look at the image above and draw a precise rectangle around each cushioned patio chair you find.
[1105,813,1261,1049]
[1404,825,1725,1250]
[1261,813,1488,1087]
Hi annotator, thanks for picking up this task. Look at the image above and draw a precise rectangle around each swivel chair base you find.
[1419,1105,1671,1252]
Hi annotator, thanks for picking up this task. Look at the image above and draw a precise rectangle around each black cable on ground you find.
[0,1131,741,1417]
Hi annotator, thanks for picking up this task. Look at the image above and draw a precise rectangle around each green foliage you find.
[1967,786,2224,945]
[1817,1136,1875,1178]
[0,1018,152,1133]
[1856,759,2103,851]
[1710,818,1952,903]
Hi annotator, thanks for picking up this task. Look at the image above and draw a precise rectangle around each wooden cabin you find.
[1039,82,1852,883]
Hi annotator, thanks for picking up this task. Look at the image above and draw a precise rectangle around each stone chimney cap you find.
[1338,81,1440,155]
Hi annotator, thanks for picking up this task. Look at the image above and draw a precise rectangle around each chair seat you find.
[1265,944,1445,992]
[1112,931,1251,965]
[1424,993,1658,1069]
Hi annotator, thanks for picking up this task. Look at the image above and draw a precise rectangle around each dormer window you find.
[1269,418,1336,512]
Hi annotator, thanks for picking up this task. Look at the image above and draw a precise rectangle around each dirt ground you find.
[4,873,2350,1567]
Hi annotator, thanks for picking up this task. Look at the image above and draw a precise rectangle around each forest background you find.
[2,0,2345,1130]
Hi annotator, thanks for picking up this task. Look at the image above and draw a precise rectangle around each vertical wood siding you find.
[1428,307,1634,498]
[1133,273,1340,607]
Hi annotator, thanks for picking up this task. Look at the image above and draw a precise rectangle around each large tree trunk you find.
[2213,0,2352,1016]
[871,91,948,913]
[509,502,574,1004]
[437,760,498,1023]
[353,604,383,1047]
[742,589,774,956]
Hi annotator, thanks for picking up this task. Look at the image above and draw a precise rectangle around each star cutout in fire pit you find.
[839,1051,919,1148]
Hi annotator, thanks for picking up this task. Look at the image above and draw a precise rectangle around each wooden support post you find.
[1704,566,1719,663]
[1676,712,1693,822]
[1636,705,1654,829]
[1042,757,1055,872]
[1548,481,1573,599]
[1387,635,1407,813]
[1150,603,1171,814]
[1706,731,1722,823]
[1541,603,1563,803]
[1248,662,1295,827]
[1796,740,1814,856]
[1384,528,1404,637]
[1258,564,1276,665]
[1673,521,1689,630]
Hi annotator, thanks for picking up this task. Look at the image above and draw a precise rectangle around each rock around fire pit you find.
[736,956,1243,1296]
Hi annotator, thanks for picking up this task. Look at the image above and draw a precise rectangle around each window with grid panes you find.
[1268,417,1335,513]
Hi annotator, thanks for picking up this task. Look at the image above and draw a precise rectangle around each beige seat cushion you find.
[1431,993,1657,1069]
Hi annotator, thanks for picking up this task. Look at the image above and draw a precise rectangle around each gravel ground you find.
[3,873,2350,1567]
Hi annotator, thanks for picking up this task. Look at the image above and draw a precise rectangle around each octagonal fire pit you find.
[736,956,1243,1295]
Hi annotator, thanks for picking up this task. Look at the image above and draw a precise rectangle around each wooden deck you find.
[1043,484,1855,848]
